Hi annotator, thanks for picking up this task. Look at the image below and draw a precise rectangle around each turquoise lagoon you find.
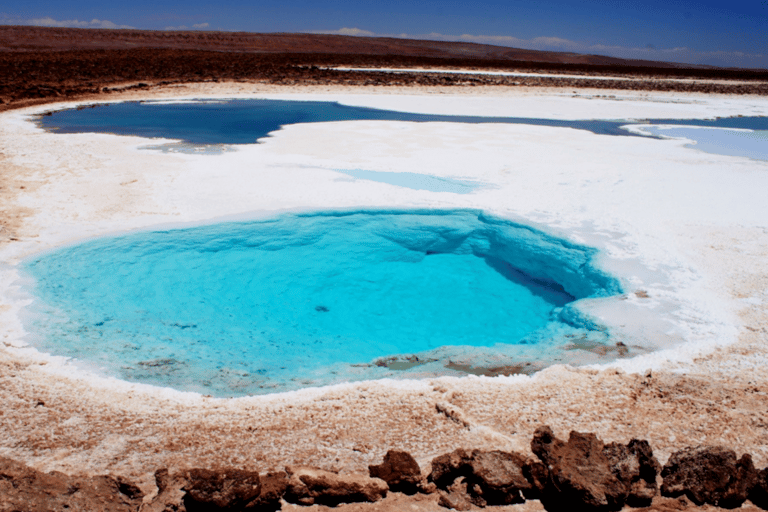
[22,210,621,396]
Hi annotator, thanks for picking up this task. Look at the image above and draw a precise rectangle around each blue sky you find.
[2,0,767,68]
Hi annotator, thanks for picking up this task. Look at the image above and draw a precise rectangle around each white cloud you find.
[530,36,579,49]
[318,27,375,37]
[26,17,134,29]
[164,22,210,31]
[313,28,767,68]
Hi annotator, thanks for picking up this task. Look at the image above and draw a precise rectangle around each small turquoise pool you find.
[21,210,621,396]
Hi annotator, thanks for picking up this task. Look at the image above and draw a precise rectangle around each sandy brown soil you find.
[2,49,766,112]
[0,25,729,66]
[0,152,32,243]
[278,495,768,512]
[1,26,767,113]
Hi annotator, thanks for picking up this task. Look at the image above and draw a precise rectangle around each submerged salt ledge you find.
[1,88,767,402]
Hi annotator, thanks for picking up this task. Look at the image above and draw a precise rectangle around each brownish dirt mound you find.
[1,26,766,112]
[2,48,767,113]
[0,25,689,67]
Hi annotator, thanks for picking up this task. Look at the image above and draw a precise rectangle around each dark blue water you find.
[35,99,651,144]
[22,210,621,396]
[37,99,768,161]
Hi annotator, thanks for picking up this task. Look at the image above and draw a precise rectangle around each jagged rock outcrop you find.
[144,467,263,512]
[0,456,143,512]
[531,425,661,512]
[5,435,767,512]
[244,471,288,511]
[368,449,423,494]
[182,468,262,511]
[428,448,534,507]
[429,448,473,489]
[466,450,532,506]
[603,439,661,506]
[660,445,758,508]
[284,465,388,506]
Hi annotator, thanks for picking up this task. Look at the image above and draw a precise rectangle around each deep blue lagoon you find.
[22,210,621,396]
[37,99,643,144]
[37,99,768,161]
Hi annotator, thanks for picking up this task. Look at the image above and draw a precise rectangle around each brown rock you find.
[285,466,388,506]
[750,467,768,510]
[660,445,758,508]
[0,456,144,512]
[67,475,144,511]
[143,468,187,512]
[244,471,289,511]
[418,480,439,494]
[603,439,661,506]
[429,448,473,488]
[531,425,629,511]
[428,448,535,506]
[437,477,475,511]
[632,495,696,511]
[466,450,530,505]
[369,449,423,494]
[522,460,548,500]
[181,468,261,512]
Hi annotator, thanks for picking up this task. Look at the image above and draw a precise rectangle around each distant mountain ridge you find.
[0,25,713,69]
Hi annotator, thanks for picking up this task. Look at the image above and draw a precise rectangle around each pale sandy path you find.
[0,83,766,501]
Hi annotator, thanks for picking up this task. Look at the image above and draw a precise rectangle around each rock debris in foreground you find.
[368,449,424,495]
[531,425,661,511]
[3,427,768,511]
[0,456,143,512]
[284,465,389,506]
[660,445,758,508]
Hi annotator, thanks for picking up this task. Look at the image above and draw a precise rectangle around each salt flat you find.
[0,83,766,488]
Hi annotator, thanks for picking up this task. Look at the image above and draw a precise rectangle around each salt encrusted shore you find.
[0,82,766,504]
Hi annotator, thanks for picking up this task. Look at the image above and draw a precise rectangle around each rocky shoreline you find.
[2,426,766,511]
